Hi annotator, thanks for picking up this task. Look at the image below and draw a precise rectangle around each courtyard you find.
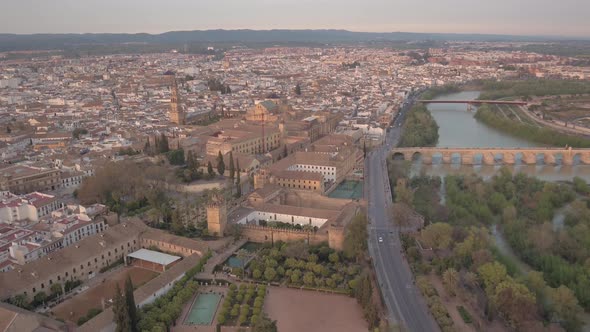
[265,287,367,332]
[51,266,158,324]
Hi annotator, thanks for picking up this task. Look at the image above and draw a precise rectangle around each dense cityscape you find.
[0,8,590,332]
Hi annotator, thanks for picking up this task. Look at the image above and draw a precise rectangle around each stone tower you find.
[169,76,186,125]
[253,168,270,190]
[206,194,227,237]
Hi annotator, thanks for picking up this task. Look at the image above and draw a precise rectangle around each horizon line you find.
[1,28,588,40]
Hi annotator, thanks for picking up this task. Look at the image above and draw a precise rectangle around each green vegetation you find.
[245,241,361,293]
[72,128,88,139]
[257,220,318,232]
[457,306,473,324]
[118,147,141,156]
[416,276,454,332]
[176,150,205,183]
[398,104,439,147]
[137,251,211,331]
[112,276,138,331]
[217,284,267,327]
[420,85,461,100]
[474,104,590,147]
[390,160,587,331]
[166,149,185,165]
[243,214,380,328]
[478,79,590,100]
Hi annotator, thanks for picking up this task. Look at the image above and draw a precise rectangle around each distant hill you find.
[0,29,578,52]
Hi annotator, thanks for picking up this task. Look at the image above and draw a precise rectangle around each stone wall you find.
[241,224,346,250]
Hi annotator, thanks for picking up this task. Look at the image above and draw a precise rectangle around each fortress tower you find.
[206,194,227,237]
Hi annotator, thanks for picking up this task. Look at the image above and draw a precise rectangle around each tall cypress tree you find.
[113,284,131,332]
[236,160,242,198]
[217,151,225,176]
[124,276,138,332]
[229,151,235,180]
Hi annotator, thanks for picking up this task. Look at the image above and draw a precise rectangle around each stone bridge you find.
[392,147,590,166]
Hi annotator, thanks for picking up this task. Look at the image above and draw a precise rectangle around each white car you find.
[378,237,383,243]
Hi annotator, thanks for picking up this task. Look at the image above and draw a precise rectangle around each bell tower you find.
[169,76,186,125]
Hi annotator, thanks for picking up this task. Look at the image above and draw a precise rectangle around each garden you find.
[217,283,267,326]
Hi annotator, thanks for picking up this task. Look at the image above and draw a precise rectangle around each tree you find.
[207,161,214,177]
[33,292,47,306]
[50,283,63,298]
[394,182,414,205]
[125,276,139,331]
[303,272,315,286]
[113,284,131,332]
[294,83,301,96]
[252,314,278,332]
[420,223,453,250]
[328,252,340,264]
[548,286,583,331]
[9,294,28,309]
[235,160,242,198]
[343,214,368,261]
[229,151,235,180]
[478,262,508,293]
[391,202,414,232]
[290,269,302,284]
[363,141,367,158]
[264,267,276,282]
[492,280,537,329]
[217,151,225,176]
[72,128,88,139]
[442,268,460,297]
[159,133,169,153]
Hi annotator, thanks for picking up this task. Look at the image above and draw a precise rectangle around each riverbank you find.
[474,104,590,147]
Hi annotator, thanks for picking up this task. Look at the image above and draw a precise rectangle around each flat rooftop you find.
[127,249,181,266]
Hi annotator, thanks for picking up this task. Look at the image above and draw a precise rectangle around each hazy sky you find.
[1,0,589,37]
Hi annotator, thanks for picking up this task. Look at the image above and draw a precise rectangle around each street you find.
[365,95,440,331]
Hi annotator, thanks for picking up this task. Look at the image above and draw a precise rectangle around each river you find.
[410,90,590,182]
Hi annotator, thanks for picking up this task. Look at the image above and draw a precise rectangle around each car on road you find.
[378,236,383,243]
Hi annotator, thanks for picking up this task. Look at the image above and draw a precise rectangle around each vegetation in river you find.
[389,160,588,331]
[474,104,590,147]
[478,79,590,100]
[399,104,439,147]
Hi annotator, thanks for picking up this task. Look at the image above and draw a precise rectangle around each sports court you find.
[184,293,221,325]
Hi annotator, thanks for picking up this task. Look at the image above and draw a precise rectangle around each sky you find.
[1,0,589,37]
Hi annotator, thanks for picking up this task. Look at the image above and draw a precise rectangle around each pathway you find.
[197,238,248,279]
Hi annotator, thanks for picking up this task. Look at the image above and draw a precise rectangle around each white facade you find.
[287,164,337,182]
[0,202,38,224]
[236,210,328,228]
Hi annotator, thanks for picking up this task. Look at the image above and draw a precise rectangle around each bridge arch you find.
[514,152,525,165]
[412,152,422,162]
[392,152,405,161]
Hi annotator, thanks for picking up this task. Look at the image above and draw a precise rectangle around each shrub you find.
[457,306,473,324]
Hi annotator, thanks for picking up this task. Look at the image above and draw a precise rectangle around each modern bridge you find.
[392,147,590,166]
[418,100,527,105]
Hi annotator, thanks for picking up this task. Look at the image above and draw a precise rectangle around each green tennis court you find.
[185,293,221,325]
